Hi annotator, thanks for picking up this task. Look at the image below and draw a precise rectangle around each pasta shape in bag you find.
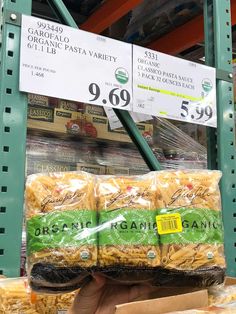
[97,172,160,267]
[155,170,225,272]
[0,278,37,314]
[25,172,97,276]
[0,277,77,314]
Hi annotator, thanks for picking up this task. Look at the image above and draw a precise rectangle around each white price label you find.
[133,45,217,127]
[20,15,132,111]
[104,107,152,130]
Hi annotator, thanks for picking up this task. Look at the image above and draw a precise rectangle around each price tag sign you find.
[104,107,152,130]
[20,15,132,111]
[133,46,217,127]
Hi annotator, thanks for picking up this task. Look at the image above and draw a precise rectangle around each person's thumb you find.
[69,275,106,314]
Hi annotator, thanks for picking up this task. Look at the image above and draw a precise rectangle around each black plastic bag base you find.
[30,263,90,285]
[29,263,226,293]
[97,265,225,287]
[153,267,226,287]
[98,265,162,284]
[30,280,84,294]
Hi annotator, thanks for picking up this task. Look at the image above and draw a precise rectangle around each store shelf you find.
[0,0,235,278]
[81,0,143,33]
[0,0,32,277]
[79,0,236,56]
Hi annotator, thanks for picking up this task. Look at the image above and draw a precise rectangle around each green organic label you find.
[99,209,158,245]
[27,210,97,254]
[115,67,129,84]
[157,208,224,245]
[202,78,213,92]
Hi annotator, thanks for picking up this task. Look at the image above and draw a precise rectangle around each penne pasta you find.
[155,170,226,271]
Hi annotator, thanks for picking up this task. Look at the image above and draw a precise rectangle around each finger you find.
[129,284,160,302]
[68,275,106,314]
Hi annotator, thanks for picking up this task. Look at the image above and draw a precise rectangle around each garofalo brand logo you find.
[41,191,79,210]
[106,188,151,208]
[168,186,211,207]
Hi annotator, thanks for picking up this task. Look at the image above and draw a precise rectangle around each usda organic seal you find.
[202,78,213,92]
[115,68,129,84]
[147,250,156,260]
[80,250,90,261]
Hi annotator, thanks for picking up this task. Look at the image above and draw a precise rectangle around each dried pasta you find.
[209,284,236,306]
[26,171,97,270]
[0,277,77,314]
[97,173,160,267]
[34,290,76,314]
[0,278,37,314]
[155,170,225,271]
[25,169,226,290]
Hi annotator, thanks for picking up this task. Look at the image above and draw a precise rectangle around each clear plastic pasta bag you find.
[0,277,77,313]
[26,171,97,292]
[0,277,36,314]
[155,170,225,286]
[96,173,161,282]
[25,170,226,293]
[208,284,236,306]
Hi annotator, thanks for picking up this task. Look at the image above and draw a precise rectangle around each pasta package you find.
[34,290,77,314]
[0,277,77,314]
[25,169,225,291]
[155,170,225,274]
[97,173,160,268]
[208,284,236,305]
[0,278,37,314]
[25,171,97,290]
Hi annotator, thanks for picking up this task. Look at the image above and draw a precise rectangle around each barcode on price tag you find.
[156,213,182,235]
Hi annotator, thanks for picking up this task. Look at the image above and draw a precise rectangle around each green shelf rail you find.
[0,0,32,277]
[0,0,235,277]
[206,0,236,276]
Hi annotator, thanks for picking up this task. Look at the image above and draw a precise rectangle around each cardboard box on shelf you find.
[26,157,77,175]
[129,167,149,175]
[85,113,153,143]
[77,163,106,174]
[115,290,208,314]
[106,166,129,175]
[85,103,106,116]
[27,105,83,134]
[59,99,84,112]
[225,277,236,286]
[28,93,49,107]
[172,121,199,142]
[28,105,153,143]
